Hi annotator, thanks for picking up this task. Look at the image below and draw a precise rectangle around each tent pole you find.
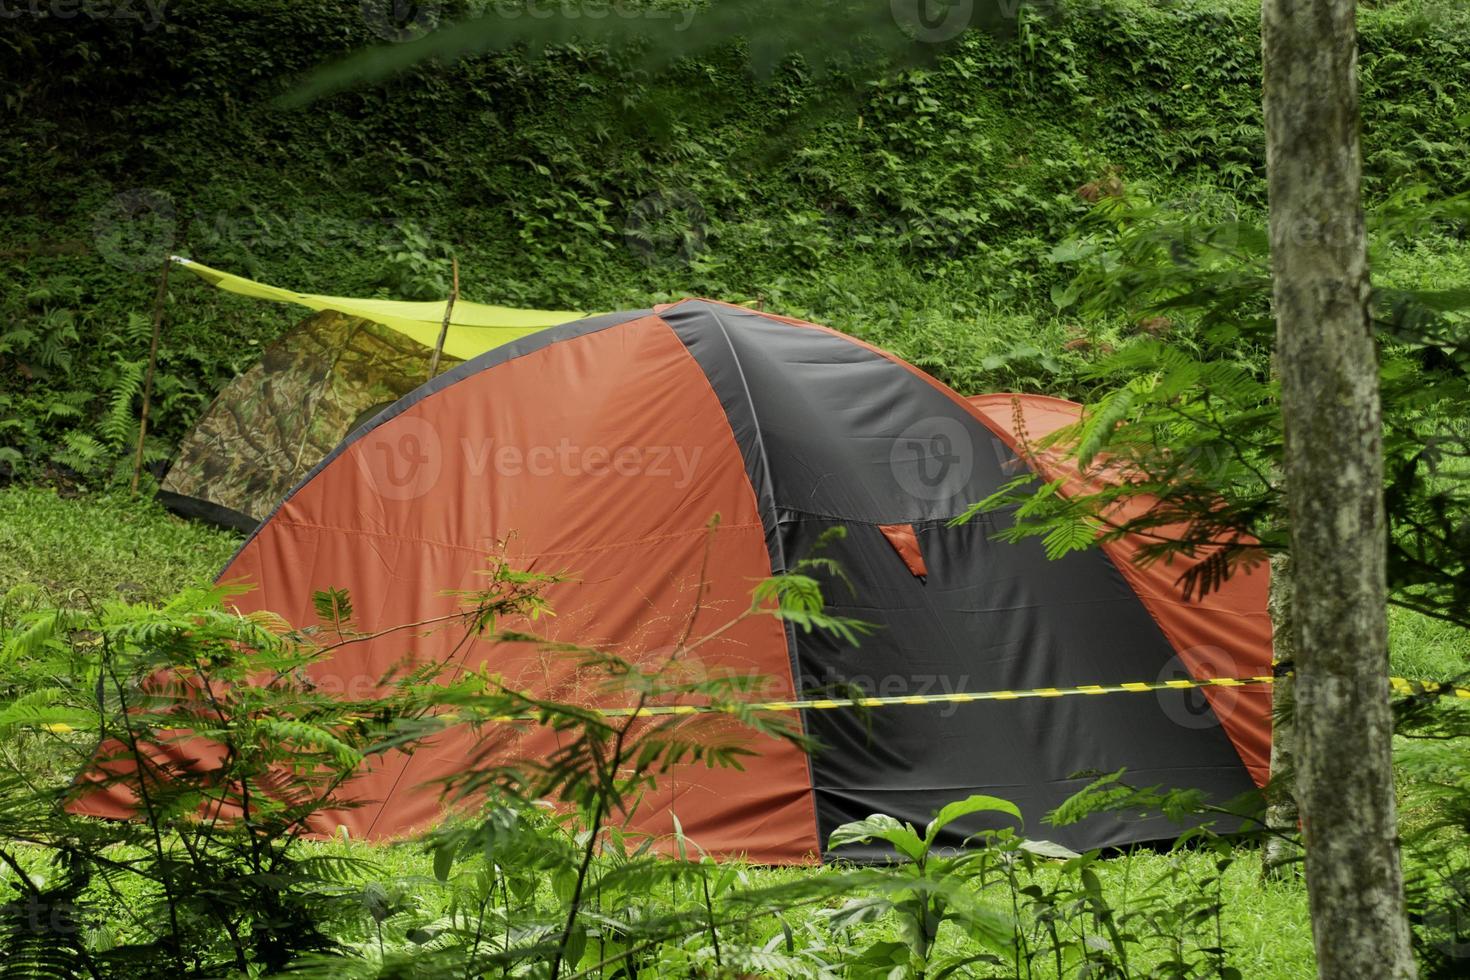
[427,256,459,380]
[130,255,170,496]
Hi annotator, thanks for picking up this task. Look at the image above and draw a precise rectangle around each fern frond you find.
[100,357,144,450]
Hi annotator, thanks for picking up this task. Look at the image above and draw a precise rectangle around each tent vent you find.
[878,523,928,580]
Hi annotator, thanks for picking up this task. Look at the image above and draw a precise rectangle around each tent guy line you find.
[478,672,1466,720]
[575,674,1280,716]
[42,673,1462,735]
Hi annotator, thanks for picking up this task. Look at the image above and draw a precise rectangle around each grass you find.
[0,485,240,604]
[1390,605,1470,682]
[0,821,1317,977]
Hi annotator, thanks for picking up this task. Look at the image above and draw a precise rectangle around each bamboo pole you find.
[427,256,459,380]
[130,255,171,495]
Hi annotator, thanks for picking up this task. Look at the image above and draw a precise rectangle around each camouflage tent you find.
[159,260,585,530]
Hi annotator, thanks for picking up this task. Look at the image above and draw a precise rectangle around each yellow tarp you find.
[171,256,585,360]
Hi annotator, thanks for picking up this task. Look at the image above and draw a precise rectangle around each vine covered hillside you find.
[2,0,1468,480]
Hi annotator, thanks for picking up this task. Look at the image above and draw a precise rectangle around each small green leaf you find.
[1018,838,1081,860]
[561,924,587,969]
[924,794,1022,846]
[312,587,354,629]
[360,882,394,922]
[828,813,926,862]
[1050,281,1081,309]
[817,896,891,929]
[552,866,578,905]
[432,841,456,882]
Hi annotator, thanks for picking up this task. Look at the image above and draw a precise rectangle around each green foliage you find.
[2,0,1468,483]
[826,796,1022,975]
[1384,679,1470,976]
[376,222,453,301]
[821,775,1278,979]
[961,189,1470,625]
[0,586,431,976]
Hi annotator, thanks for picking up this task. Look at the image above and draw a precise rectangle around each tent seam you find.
[663,301,823,861]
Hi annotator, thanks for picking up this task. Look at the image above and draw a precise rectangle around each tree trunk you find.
[1262,0,1415,975]
[1261,550,1299,878]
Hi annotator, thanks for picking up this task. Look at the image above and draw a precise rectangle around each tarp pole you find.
[130,255,170,495]
[427,256,459,380]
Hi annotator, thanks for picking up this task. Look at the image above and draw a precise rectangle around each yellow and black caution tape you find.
[594,675,1279,718]
[1389,676,1470,700]
[587,673,1470,718]
[31,674,1470,732]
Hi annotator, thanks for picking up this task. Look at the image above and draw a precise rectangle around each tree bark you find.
[1262,0,1416,975]
[1261,551,1300,878]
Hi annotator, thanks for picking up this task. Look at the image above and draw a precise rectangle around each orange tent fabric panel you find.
[79,314,820,862]
[965,393,1272,788]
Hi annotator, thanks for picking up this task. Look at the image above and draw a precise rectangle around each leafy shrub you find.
[3,0,1468,483]
[0,531,859,975]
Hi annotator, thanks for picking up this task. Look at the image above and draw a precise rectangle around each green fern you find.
[1041,515,1103,560]
[99,356,144,450]
[50,430,106,476]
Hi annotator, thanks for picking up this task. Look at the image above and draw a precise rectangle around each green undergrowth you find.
[0,832,1316,979]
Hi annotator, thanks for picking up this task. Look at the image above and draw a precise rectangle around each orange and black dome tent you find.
[85,300,1272,863]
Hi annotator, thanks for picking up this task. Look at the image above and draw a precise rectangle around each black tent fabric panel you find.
[662,302,991,525]
[663,300,1254,857]
[782,518,1254,858]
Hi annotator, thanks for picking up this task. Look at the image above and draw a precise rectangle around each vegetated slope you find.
[1,0,1466,479]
